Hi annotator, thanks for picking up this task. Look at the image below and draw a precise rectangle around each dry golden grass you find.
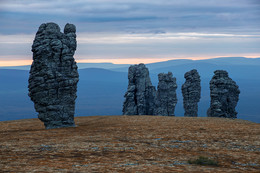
[0,116,259,172]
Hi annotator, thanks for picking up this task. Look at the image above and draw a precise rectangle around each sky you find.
[0,0,260,66]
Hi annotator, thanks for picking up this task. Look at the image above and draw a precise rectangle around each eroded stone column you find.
[28,22,79,129]
[181,69,201,117]
[207,70,240,118]
[122,63,156,115]
[155,72,177,116]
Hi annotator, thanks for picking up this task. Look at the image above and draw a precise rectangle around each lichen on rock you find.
[207,70,240,118]
[28,22,79,129]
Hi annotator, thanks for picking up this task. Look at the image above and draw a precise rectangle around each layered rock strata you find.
[28,22,79,129]
[122,64,156,115]
[155,72,177,116]
[181,69,201,117]
[207,70,240,118]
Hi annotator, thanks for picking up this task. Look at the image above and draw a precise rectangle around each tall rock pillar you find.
[181,69,201,117]
[28,22,79,129]
[122,63,156,115]
[207,70,240,118]
[155,72,177,116]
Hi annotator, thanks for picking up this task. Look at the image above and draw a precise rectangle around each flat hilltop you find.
[0,116,259,172]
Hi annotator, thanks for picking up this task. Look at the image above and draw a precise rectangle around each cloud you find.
[0,34,34,44]
[0,0,259,34]
[76,32,260,44]
[1,32,259,45]
[0,0,259,65]
[0,32,259,62]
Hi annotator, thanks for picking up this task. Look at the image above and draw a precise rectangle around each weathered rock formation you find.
[154,72,177,116]
[28,22,79,129]
[122,63,156,115]
[207,70,240,118]
[181,69,201,117]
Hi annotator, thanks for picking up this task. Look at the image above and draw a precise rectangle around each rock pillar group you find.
[27,22,242,130]
[123,64,240,119]
[123,64,177,116]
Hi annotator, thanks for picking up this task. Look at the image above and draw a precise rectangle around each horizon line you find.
[0,55,260,67]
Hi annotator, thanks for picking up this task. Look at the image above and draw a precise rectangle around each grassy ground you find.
[0,116,259,172]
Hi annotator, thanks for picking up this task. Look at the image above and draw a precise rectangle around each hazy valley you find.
[0,57,260,123]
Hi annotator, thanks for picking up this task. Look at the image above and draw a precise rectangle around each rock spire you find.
[122,63,156,115]
[155,72,177,116]
[181,69,201,117]
[28,22,79,129]
[207,70,240,118]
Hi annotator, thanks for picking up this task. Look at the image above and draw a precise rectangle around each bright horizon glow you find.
[0,59,33,66]
[1,55,260,67]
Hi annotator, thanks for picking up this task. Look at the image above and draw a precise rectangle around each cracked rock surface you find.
[207,70,240,118]
[181,69,201,117]
[155,72,177,116]
[122,63,156,115]
[28,22,79,129]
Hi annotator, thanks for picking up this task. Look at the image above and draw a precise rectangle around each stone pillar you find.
[122,63,156,115]
[181,69,201,117]
[207,70,240,118]
[28,22,79,129]
[155,72,177,116]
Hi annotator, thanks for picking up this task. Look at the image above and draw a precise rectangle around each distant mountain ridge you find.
[110,57,260,72]
[0,57,259,123]
[0,63,131,70]
[1,57,260,71]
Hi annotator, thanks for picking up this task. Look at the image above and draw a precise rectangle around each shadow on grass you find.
[188,156,219,166]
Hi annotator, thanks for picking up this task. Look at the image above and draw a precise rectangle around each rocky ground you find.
[0,116,259,172]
